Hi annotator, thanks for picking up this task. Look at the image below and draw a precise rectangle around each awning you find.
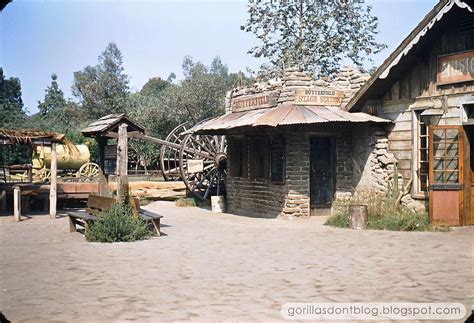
[188,104,391,134]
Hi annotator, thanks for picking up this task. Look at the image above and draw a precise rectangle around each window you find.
[249,137,269,179]
[270,136,285,182]
[416,111,429,193]
[229,138,247,178]
[431,127,460,184]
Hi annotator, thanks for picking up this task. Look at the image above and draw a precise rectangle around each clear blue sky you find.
[1,0,437,115]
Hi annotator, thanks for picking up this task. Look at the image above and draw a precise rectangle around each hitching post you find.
[49,142,57,218]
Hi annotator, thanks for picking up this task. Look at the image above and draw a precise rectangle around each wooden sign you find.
[231,92,278,112]
[437,50,474,85]
[187,159,204,173]
[104,144,117,159]
[294,89,344,106]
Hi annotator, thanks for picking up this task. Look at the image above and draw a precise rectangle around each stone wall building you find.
[189,0,474,226]
[191,67,391,218]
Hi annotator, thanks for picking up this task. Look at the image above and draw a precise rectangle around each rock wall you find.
[351,127,427,213]
[227,127,354,218]
[225,66,370,112]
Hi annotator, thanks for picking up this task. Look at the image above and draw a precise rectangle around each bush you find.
[325,190,448,232]
[175,197,197,207]
[86,202,150,242]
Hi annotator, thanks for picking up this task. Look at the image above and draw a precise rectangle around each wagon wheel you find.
[179,132,227,201]
[40,169,51,183]
[77,162,100,179]
[159,122,192,181]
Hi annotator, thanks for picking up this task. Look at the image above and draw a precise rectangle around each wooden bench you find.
[67,195,115,232]
[131,198,163,236]
[67,195,163,236]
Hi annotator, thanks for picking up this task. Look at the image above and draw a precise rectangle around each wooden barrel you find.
[349,204,368,230]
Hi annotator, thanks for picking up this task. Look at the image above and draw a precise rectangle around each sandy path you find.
[0,201,472,322]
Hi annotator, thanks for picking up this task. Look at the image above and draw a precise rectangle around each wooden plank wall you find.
[379,19,474,184]
[382,21,474,102]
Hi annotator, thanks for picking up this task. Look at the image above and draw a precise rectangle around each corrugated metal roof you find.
[188,104,391,133]
[82,114,145,136]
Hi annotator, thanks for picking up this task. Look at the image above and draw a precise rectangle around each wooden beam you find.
[117,123,129,202]
[49,142,57,218]
[104,130,143,139]
[13,185,21,222]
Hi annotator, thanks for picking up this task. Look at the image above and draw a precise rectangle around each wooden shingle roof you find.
[81,114,145,138]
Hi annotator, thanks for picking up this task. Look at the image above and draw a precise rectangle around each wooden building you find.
[346,0,474,225]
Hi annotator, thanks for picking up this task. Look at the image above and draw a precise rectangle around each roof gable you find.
[346,0,473,111]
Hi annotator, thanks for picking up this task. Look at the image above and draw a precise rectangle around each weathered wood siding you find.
[377,19,474,186]
[382,22,474,102]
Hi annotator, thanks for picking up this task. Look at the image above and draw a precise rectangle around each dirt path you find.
[0,201,472,322]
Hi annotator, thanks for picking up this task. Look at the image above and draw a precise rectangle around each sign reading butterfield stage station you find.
[437,50,474,85]
[294,89,344,106]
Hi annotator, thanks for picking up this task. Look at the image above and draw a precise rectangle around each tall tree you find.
[140,77,170,98]
[34,74,84,136]
[72,42,130,120]
[0,68,26,128]
[241,0,386,78]
[38,74,66,116]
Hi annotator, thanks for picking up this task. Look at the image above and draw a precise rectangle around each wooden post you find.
[117,123,129,202]
[49,142,57,218]
[1,186,6,213]
[97,136,110,197]
[27,165,33,182]
[13,185,21,222]
[349,205,368,230]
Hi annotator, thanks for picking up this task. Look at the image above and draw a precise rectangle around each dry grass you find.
[326,189,449,232]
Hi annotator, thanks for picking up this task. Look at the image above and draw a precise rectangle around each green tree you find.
[140,77,170,98]
[0,68,26,128]
[33,74,84,138]
[38,74,66,116]
[127,56,249,171]
[72,42,130,120]
[241,0,386,78]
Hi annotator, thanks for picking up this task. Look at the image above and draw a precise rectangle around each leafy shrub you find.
[175,197,197,207]
[86,202,150,242]
[325,190,448,232]
[325,211,349,228]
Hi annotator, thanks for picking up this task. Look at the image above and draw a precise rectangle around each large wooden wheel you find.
[77,162,100,179]
[159,122,191,181]
[179,133,227,201]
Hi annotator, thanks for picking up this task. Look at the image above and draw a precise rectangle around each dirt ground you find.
[0,201,473,322]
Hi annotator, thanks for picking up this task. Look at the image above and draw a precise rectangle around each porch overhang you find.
[186,104,392,135]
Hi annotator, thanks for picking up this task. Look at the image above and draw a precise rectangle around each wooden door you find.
[310,137,334,214]
[429,126,463,225]
[464,125,474,225]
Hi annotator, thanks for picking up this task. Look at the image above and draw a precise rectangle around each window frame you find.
[412,109,430,199]
[270,136,286,184]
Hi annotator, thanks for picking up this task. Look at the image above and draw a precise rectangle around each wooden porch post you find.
[13,185,21,222]
[96,136,110,197]
[117,123,129,202]
[49,142,57,218]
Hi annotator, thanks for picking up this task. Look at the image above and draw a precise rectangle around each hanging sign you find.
[104,144,117,160]
[437,50,474,85]
[231,92,279,112]
[294,89,344,106]
[187,159,204,173]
